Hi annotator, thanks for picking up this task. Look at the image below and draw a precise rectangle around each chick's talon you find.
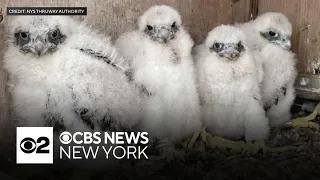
[200,127,210,144]
[292,103,320,130]
[186,127,209,149]
[207,135,246,153]
[247,141,298,155]
[292,119,319,131]
[206,136,269,155]
[185,129,297,156]
[246,140,268,156]
[186,130,201,148]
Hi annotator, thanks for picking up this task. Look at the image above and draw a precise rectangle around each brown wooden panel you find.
[69,0,251,43]
[258,0,320,74]
[187,0,251,43]
[299,0,320,74]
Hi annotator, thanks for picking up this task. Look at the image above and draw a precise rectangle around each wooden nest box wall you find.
[0,0,320,151]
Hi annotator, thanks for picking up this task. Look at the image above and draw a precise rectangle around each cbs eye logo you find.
[59,131,72,144]
[20,137,50,154]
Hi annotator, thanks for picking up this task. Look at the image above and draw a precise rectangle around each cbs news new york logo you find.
[17,127,149,164]
[16,127,53,164]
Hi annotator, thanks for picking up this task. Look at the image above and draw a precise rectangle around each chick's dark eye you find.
[20,32,28,40]
[268,31,277,37]
[50,29,60,39]
[171,22,176,28]
[147,25,153,31]
[237,42,245,51]
[213,43,222,49]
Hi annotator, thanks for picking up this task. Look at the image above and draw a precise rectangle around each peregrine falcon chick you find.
[4,15,142,135]
[115,5,201,145]
[194,25,269,141]
[238,12,297,128]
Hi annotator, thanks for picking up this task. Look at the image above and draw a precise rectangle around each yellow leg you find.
[207,134,246,153]
[185,127,298,155]
[292,103,320,131]
[185,127,209,148]
[246,141,297,156]
[188,128,257,154]
[246,140,268,155]
[207,136,296,155]
[186,128,202,148]
[200,127,209,145]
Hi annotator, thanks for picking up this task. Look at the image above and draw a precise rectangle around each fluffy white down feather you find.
[4,16,143,170]
[115,5,201,144]
[194,25,269,141]
[238,13,297,127]
[5,16,141,132]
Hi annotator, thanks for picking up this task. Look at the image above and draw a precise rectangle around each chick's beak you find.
[219,46,240,60]
[33,36,45,56]
[281,39,291,50]
[159,28,170,43]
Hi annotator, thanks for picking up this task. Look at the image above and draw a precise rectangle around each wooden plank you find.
[258,0,320,74]
[186,0,250,43]
[70,0,251,43]
[298,0,320,74]
[248,0,259,20]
